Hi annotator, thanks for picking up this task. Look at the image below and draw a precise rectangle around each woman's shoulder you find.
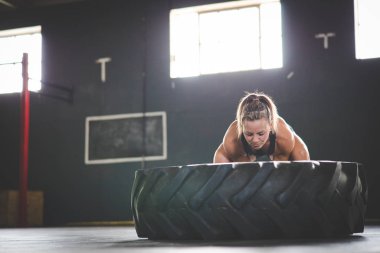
[224,120,239,145]
[275,117,295,154]
[223,120,245,157]
[228,120,238,129]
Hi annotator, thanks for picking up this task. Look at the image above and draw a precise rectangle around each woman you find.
[213,92,310,162]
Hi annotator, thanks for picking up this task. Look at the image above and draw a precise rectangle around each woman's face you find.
[242,118,271,150]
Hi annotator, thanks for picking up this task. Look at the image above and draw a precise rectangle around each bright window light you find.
[0,26,42,94]
[170,0,282,78]
[354,0,380,59]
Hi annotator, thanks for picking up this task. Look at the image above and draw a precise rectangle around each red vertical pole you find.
[19,53,30,227]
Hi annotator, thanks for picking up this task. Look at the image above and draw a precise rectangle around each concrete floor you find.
[1,225,380,253]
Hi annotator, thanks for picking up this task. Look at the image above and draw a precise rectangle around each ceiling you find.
[0,0,87,12]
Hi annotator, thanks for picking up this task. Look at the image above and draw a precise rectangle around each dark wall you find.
[0,0,379,225]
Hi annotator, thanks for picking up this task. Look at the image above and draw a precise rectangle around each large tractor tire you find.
[131,161,367,240]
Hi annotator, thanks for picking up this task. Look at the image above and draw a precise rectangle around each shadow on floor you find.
[110,235,366,248]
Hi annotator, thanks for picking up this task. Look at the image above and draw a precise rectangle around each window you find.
[354,0,380,59]
[0,26,41,94]
[170,0,282,78]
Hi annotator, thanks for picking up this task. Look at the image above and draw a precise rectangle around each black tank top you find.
[240,132,276,161]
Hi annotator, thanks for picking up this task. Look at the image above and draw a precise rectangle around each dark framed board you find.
[85,111,167,164]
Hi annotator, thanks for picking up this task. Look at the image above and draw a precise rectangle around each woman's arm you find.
[213,143,232,163]
[213,121,239,163]
[289,133,310,160]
